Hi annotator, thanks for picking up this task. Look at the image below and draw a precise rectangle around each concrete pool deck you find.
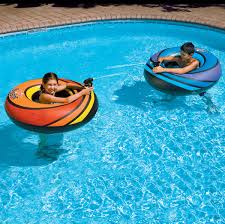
[0,3,224,34]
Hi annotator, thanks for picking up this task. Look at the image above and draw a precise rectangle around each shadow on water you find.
[113,81,154,110]
[113,81,192,111]
[113,81,221,115]
[0,124,64,168]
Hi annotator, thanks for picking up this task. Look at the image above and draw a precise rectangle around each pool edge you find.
[0,13,224,36]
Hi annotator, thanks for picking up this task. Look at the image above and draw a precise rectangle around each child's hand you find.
[158,57,164,63]
[82,87,93,95]
[153,66,165,73]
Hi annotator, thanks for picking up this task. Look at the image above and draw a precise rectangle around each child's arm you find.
[153,60,199,74]
[40,87,93,104]
[158,56,178,63]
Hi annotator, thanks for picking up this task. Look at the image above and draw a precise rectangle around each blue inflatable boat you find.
[144,47,222,95]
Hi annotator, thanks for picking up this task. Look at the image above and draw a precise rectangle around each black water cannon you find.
[153,61,160,67]
[83,78,94,87]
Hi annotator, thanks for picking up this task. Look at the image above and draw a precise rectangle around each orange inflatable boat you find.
[5,78,98,133]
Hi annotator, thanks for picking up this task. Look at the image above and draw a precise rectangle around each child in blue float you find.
[153,42,199,74]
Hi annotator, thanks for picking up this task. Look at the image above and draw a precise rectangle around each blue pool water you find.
[0,20,225,223]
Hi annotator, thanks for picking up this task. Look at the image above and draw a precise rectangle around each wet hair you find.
[41,72,58,91]
[180,42,195,55]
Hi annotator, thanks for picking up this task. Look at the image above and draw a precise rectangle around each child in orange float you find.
[39,72,93,104]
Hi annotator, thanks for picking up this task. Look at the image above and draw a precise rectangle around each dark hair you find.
[180,42,195,55]
[41,72,58,91]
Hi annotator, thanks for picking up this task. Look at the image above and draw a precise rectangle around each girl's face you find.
[43,79,58,95]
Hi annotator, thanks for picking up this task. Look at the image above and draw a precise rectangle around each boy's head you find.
[180,42,195,55]
[180,42,195,60]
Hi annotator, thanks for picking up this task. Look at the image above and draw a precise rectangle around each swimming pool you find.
[0,20,224,223]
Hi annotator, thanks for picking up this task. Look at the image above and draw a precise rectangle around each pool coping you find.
[0,4,224,35]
